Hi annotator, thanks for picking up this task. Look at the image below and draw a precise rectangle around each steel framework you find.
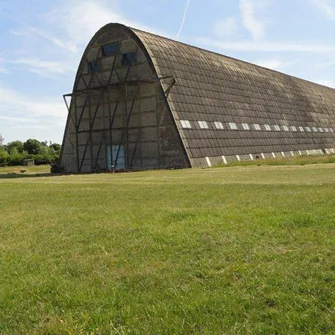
[62,42,175,172]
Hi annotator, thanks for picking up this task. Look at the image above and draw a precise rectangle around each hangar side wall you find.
[60,26,189,172]
[135,29,335,167]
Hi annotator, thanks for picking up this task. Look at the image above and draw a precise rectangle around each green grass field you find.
[0,164,335,334]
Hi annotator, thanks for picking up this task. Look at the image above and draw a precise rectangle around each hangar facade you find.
[59,23,335,172]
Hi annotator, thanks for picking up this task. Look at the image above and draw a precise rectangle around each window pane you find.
[102,43,118,57]
[242,123,250,130]
[214,121,224,129]
[198,121,209,129]
[180,120,191,129]
[122,52,137,65]
[88,61,100,73]
[229,122,237,130]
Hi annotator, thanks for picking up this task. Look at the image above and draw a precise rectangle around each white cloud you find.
[213,17,239,40]
[52,0,154,48]
[0,61,9,74]
[0,85,67,142]
[8,15,76,53]
[0,86,67,142]
[29,26,77,54]
[254,59,284,70]
[57,0,124,46]
[0,115,39,124]
[11,58,75,76]
[317,59,335,69]
[239,0,271,40]
[195,37,335,53]
[0,86,66,120]
[310,0,335,19]
[254,58,298,70]
[315,79,335,88]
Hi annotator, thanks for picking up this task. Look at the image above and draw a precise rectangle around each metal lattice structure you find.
[59,23,335,172]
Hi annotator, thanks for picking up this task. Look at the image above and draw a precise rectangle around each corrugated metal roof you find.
[131,26,335,160]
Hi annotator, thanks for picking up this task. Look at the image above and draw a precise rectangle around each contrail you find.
[3,9,77,53]
[176,0,191,40]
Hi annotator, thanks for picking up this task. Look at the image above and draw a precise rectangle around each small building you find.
[59,23,335,173]
[23,159,34,167]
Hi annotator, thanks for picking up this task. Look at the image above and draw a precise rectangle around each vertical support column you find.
[88,93,94,171]
[139,87,143,170]
[74,96,80,172]
[114,85,139,170]
[138,86,143,170]
[124,83,128,169]
[108,87,112,170]
[155,83,161,169]
[102,89,107,166]
[93,90,107,171]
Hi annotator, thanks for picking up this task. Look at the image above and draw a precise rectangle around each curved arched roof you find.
[133,25,335,157]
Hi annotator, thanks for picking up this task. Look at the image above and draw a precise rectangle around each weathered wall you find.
[60,25,189,172]
[135,28,335,167]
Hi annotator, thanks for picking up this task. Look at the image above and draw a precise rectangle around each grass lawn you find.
[0,164,51,174]
[0,164,334,334]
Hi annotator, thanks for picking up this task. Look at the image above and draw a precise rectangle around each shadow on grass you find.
[0,173,62,179]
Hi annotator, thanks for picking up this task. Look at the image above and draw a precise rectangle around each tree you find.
[0,148,9,166]
[0,138,62,166]
[50,143,61,153]
[0,134,4,147]
[6,141,23,154]
[23,139,42,155]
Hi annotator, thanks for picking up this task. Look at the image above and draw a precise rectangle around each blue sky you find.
[1,0,335,144]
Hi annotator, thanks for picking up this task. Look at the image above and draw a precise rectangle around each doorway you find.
[107,145,125,170]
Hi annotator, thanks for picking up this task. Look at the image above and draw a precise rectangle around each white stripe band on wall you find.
[249,154,254,160]
[205,157,212,167]
[236,155,241,161]
[181,120,333,133]
[272,152,276,158]
[261,153,265,159]
[281,152,285,157]
[299,151,302,155]
[290,151,294,156]
[222,155,227,165]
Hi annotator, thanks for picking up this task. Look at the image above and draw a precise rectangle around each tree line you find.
[0,135,61,166]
